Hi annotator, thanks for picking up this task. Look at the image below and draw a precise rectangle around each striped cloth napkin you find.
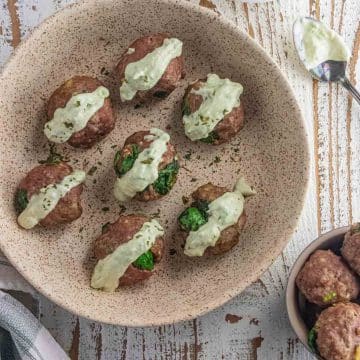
[0,256,68,360]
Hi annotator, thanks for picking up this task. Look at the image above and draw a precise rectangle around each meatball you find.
[14,160,84,228]
[296,250,360,307]
[178,183,247,256]
[113,129,179,202]
[116,33,185,102]
[92,214,164,287]
[46,76,115,148]
[342,223,360,275]
[314,302,360,360]
[182,75,244,145]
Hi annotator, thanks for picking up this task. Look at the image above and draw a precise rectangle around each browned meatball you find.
[114,130,179,201]
[14,161,84,227]
[178,183,247,256]
[93,214,164,286]
[47,76,115,148]
[342,223,360,275]
[296,250,360,307]
[182,79,244,145]
[315,302,360,360]
[116,33,185,102]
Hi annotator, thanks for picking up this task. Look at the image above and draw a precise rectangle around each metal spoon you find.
[293,17,360,105]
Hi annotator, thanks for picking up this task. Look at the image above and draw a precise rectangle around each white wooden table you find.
[1,0,359,358]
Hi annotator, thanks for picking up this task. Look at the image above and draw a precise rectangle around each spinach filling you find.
[178,200,209,232]
[114,144,140,177]
[133,250,154,271]
[114,143,178,195]
[14,188,28,214]
[152,160,179,195]
[307,327,318,353]
[100,223,154,271]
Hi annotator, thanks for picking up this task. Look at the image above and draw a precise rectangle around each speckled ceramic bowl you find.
[0,0,308,326]
[286,227,350,358]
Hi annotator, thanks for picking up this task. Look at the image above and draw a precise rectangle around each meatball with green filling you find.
[113,129,179,202]
[178,181,253,256]
[92,214,164,288]
[296,249,360,307]
[311,302,360,360]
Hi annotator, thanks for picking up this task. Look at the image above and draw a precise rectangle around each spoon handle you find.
[340,77,360,105]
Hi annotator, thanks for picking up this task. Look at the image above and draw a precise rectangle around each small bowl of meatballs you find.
[286,224,360,360]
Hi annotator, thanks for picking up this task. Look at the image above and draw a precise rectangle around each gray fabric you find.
[0,291,42,360]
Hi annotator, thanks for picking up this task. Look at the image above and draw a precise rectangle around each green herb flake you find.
[133,251,154,271]
[64,121,74,129]
[200,131,219,145]
[322,291,337,303]
[101,207,110,212]
[87,166,97,176]
[184,151,192,161]
[214,156,221,163]
[101,222,111,234]
[153,91,168,99]
[14,189,28,213]
[141,158,154,165]
[38,145,64,165]
[153,160,179,195]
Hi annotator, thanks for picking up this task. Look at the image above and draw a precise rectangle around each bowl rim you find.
[285,226,350,356]
[0,0,310,326]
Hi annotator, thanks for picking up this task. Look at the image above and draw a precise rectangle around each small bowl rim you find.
[285,225,350,356]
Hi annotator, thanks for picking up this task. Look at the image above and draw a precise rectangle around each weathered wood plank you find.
[0,0,359,359]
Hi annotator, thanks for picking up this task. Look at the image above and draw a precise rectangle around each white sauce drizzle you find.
[126,47,135,54]
[44,86,110,143]
[17,170,86,229]
[183,74,243,141]
[294,17,350,70]
[91,219,164,292]
[184,178,255,257]
[113,128,170,202]
[119,38,183,101]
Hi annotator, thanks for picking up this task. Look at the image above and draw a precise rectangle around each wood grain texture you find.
[0,0,359,358]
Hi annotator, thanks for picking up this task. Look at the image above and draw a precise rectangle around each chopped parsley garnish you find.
[153,160,179,195]
[101,207,110,212]
[200,131,219,145]
[14,189,28,214]
[114,144,140,177]
[153,91,168,99]
[38,145,64,165]
[184,151,192,160]
[64,122,74,129]
[87,166,97,176]
[133,251,154,270]
[101,222,110,234]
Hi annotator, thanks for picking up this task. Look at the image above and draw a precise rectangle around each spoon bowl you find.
[293,17,360,104]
